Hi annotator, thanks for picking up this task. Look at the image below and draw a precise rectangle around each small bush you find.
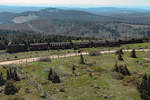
[113,63,131,76]
[0,72,5,86]
[59,88,65,92]
[6,68,20,81]
[72,65,76,74]
[4,81,18,95]
[48,68,60,83]
[116,49,124,55]
[118,53,124,61]
[131,49,137,58]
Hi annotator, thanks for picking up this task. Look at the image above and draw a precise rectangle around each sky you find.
[0,0,150,7]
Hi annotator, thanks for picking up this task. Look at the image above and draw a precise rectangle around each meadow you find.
[1,45,150,100]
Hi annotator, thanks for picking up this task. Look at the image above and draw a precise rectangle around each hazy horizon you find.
[0,4,150,9]
[0,0,150,8]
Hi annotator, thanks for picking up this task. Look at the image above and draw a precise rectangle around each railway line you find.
[0,49,150,66]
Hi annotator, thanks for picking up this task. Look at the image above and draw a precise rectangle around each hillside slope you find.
[0,7,150,38]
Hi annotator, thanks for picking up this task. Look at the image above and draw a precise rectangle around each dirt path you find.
[0,49,150,65]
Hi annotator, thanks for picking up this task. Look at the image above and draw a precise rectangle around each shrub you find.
[72,65,76,74]
[6,68,20,81]
[48,68,53,81]
[48,68,60,83]
[138,74,150,100]
[59,88,65,92]
[0,72,5,86]
[113,63,131,76]
[52,72,61,83]
[118,53,124,61]
[4,81,18,95]
[131,49,137,58]
[116,49,124,55]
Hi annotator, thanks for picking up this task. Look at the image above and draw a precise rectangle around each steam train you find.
[7,39,144,53]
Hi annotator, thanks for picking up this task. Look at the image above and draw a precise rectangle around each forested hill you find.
[0,7,150,39]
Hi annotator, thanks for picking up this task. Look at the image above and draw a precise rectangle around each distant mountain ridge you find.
[0,5,46,13]
[0,7,150,24]
[0,7,113,24]
[0,7,150,38]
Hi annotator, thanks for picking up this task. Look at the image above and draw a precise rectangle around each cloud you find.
[0,0,150,6]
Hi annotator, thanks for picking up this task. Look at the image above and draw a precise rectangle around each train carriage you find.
[73,41,91,48]
[6,38,145,53]
[30,43,49,51]
[49,42,72,49]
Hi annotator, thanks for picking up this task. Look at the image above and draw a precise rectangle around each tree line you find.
[0,30,98,50]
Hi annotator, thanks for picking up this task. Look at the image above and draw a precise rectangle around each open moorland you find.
[0,43,150,100]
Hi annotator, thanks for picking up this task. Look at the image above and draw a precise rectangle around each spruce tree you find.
[118,53,124,61]
[113,63,119,72]
[113,64,130,76]
[13,70,20,81]
[116,49,124,55]
[120,49,124,55]
[131,49,137,58]
[6,68,20,81]
[124,65,131,76]
[52,72,60,83]
[48,68,60,83]
[0,72,5,86]
[6,70,11,80]
[48,68,53,80]
[72,65,76,74]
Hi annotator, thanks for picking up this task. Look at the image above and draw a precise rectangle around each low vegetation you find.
[138,74,150,100]
[48,68,61,83]
[0,43,150,100]
[4,81,18,95]
[0,42,149,62]
[131,49,137,58]
[0,72,5,86]
[113,63,131,76]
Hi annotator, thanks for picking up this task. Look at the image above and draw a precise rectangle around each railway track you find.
[0,49,150,66]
